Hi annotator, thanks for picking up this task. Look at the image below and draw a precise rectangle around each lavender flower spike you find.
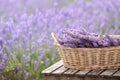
[0,52,6,71]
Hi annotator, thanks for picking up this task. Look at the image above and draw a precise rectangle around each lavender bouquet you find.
[57,29,120,48]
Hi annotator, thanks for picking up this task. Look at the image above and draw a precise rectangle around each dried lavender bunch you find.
[58,29,120,48]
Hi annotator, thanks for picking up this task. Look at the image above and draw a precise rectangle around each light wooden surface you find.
[42,60,120,80]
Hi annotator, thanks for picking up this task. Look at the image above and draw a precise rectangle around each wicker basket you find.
[51,33,120,70]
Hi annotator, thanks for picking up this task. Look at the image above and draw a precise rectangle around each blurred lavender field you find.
[0,0,120,80]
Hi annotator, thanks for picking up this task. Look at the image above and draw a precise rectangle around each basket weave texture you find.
[52,33,120,70]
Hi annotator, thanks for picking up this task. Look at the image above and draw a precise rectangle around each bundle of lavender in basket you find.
[57,29,120,48]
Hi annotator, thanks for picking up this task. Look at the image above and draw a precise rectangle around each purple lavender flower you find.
[34,60,38,71]
[0,37,3,50]
[0,52,6,71]
[17,66,22,73]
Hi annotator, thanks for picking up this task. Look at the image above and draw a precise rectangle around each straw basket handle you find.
[109,35,120,38]
[102,35,120,38]
[51,32,60,46]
